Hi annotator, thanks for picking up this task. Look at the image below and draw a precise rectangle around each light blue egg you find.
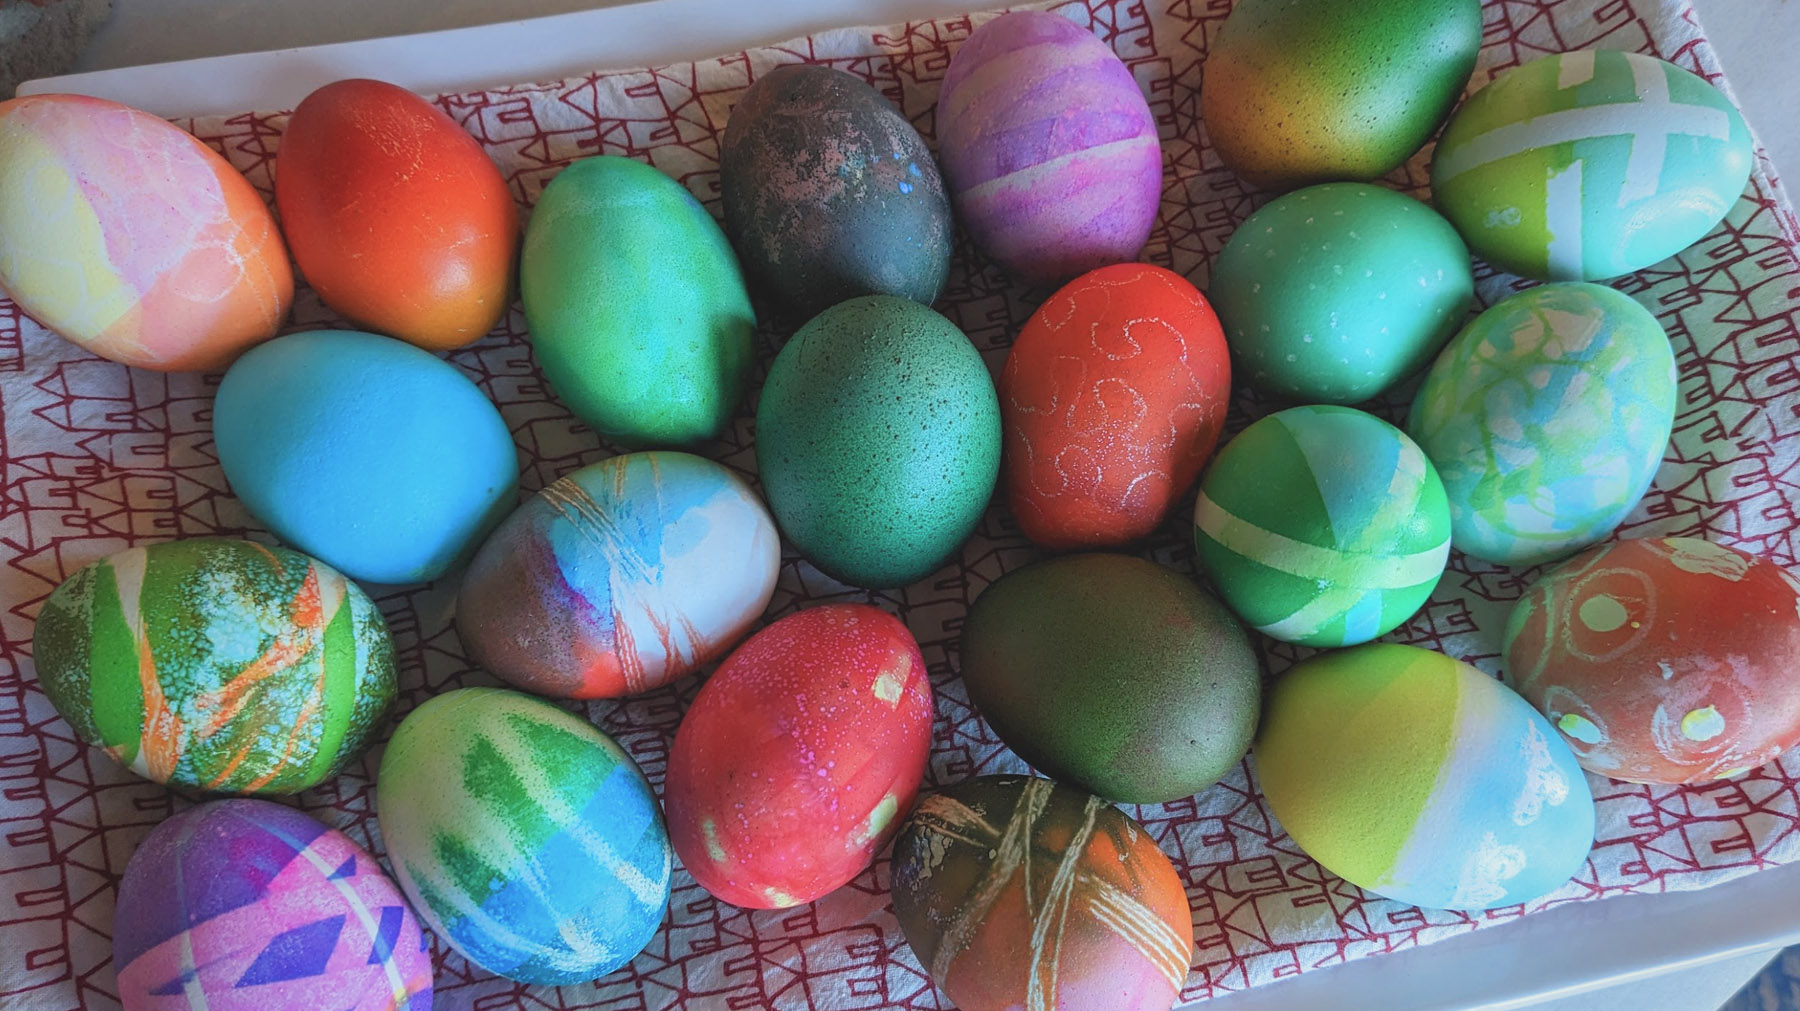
[213,329,519,584]
[1406,283,1677,568]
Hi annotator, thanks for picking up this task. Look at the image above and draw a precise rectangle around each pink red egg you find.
[1505,536,1800,784]
[1000,263,1229,548]
[113,799,433,1011]
[663,604,934,908]
[936,12,1162,287]
[0,94,293,370]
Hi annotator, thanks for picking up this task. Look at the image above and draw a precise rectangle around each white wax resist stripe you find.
[1619,55,1674,205]
[1195,492,1451,589]
[1434,57,1732,185]
[1545,159,1586,278]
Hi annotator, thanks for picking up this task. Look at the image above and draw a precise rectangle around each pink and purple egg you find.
[113,799,433,1011]
[936,11,1163,287]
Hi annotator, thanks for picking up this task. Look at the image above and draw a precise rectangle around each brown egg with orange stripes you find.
[890,775,1194,1011]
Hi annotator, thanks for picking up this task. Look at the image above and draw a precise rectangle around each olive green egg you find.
[1201,0,1482,191]
[755,295,1000,588]
[521,155,756,446]
[961,553,1261,804]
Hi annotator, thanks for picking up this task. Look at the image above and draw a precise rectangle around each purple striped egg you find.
[113,800,433,1011]
[936,11,1162,287]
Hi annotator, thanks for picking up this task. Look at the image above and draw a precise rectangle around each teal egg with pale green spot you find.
[1209,182,1476,404]
[376,686,672,984]
[1406,282,1677,568]
[755,294,1001,588]
[31,537,395,795]
[1193,405,1451,647]
[521,155,756,447]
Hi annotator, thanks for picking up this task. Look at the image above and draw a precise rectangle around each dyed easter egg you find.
[1432,50,1754,280]
[1407,283,1677,567]
[1201,0,1481,191]
[32,538,395,794]
[756,295,1000,588]
[665,605,933,908]
[1208,183,1475,403]
[276,79,518,351]
[721,64,951,320]
[213,329,518,584]
[962,553,1259,803]
[1505,537,1800,784]
[0,94,292,371]
[1254,644,1596,910]
[377,687,671,984]
[891,776,1193,1011]
[521,155,755,446]
[1000,264,1231,549]
[1194,406,1451,647]
[457,451,779,699]
[936,11,1161,287]
[114,800,433,1011]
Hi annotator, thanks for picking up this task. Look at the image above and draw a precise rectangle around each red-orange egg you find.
[276,79,517,350]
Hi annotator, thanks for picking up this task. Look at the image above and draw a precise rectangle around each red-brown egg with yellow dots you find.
[1504,536,1800,784]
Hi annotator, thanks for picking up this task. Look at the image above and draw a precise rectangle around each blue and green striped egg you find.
[1193,405,1451,647]
[376,687,671,984]
[1431,49,1753,281]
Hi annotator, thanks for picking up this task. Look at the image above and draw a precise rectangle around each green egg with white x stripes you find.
[376,686,672,985]
[1431,49,1753,281]
[1193,405,1451,647]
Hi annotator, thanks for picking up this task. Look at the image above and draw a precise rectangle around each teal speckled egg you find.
[1431,50,1754,281]
[1194,405,1451,647]
[1407,282,1678,568]
[1209,183,1476,404]
[521,155,756,446]
[1200,0,1482,191]
[755,295,1001,588]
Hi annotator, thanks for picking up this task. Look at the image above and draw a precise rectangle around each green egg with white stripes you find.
[1193,405,1451,647]
[1431,49,1753,281]
[376,686,672,985]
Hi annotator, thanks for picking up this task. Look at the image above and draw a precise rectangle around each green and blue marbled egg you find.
[1407,282,1678,568]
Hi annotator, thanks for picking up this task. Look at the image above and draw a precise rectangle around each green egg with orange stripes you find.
[1431,49,1754,280]
[1193,405,1451,647]
[32,537,396,794]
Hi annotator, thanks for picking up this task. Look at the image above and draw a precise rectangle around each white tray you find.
[21,2,1800,1008]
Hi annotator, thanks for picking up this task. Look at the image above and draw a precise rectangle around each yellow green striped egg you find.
[1254,644,1596,910]
[1193,405,1450,647]
[376,687,671,984]
[1431,49,1753,280]
[32,538,395,794]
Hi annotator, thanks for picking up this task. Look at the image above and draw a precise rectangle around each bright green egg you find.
[521,155,756,446]
[1209,183,1476,404]
[755,295,1001,589]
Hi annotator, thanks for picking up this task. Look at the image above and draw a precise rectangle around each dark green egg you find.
[961,553,1261,803]
[722,65,952,320]
[755,295,1000,589]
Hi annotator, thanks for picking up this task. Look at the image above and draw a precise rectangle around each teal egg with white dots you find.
[1406,282,1678,568]
[1208,182,1476,404]
[1431,49,1754,281]
[1193,405,1451,647]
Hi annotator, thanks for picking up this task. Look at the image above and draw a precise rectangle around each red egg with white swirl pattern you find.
[663,604,934,908]
[1503,536,1800,784]
[999,263,1231,549]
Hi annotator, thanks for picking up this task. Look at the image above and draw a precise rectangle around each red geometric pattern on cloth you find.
[3,1,1798,1008]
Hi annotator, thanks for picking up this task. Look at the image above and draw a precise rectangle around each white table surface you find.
[23,2,1800,1009]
